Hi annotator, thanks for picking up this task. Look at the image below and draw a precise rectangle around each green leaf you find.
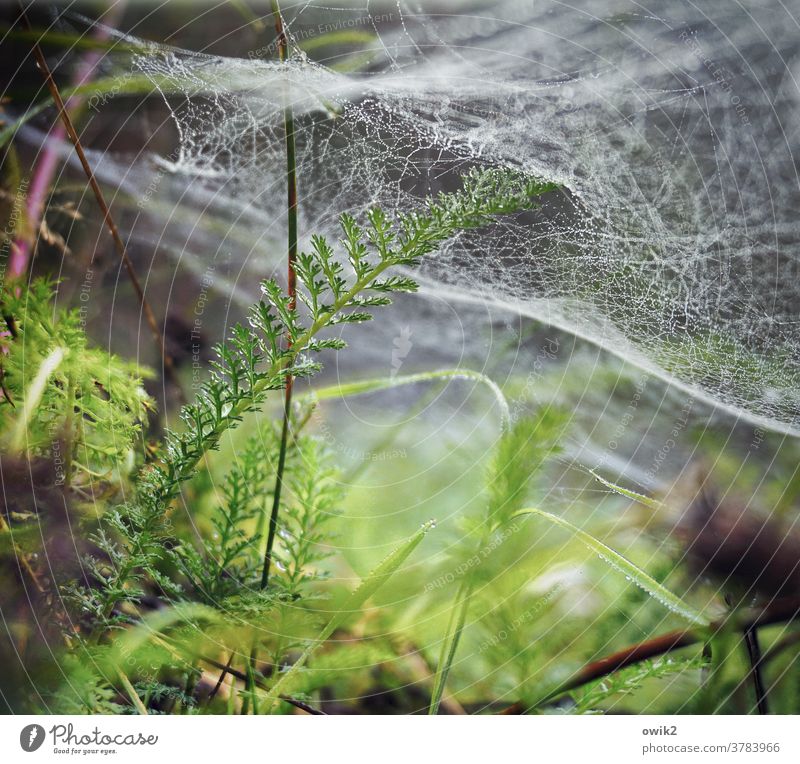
[298,29,376,54]
[99,603,221,674]
[510,507,709,626]
[589,469,662,509]
[305,368,511,430]
[8,346,65,452]
[262,521,434,709]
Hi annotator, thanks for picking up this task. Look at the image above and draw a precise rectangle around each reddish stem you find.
[10,3,125,278]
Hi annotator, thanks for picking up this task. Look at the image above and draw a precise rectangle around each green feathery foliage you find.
[89,167,556,629]
[270,432,342,599]
[429,407,569,713]
[0,279,153,485]
[571,655,709,713]
[174,428,274,603]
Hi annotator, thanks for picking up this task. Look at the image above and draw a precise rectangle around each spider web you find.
[55,0,800,440]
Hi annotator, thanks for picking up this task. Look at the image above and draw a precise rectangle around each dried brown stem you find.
[19,6,183,400]
[501,596,800,713]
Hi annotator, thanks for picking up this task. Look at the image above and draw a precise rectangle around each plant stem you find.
[233,1,298,711]
[19,7,183,402]
[199,655,324,714]
[62,370,77,489]
[243,653,260,714]
[260,0,297,592]
[207,651,233,704]
[117,670,147,715]
[260,384,293,589]
[744,625,769,714]
[510,596,800,712]
[429,573,472,714]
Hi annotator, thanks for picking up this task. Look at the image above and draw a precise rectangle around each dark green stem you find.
[260,382,293,588]
[240,1,298,713]
[744,625,769,714]
[260,0,297,592]
[213,0,298,707]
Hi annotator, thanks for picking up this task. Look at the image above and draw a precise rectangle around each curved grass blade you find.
[263,521,434,710]
[510,507,709,626]
[589,469,662,509]
[9,346,65,452]
[100,602,221,672]
[306,368,510,431]
[0,24,147,54]
[117,670,148,715]
[111,602,221,658]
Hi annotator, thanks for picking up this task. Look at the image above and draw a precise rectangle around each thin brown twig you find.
[0,512,45,594]
[199,655,325,714]
[18,6,184,401]
[501,596,800,713]
[207,651,234,703]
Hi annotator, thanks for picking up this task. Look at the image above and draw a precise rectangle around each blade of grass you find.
[0,22,146,54]
[228,0,266,33]
[103,602,219,665]
[589,469,662,509]
[9,345,64,451]
[262,521,434,711]
[519,597,800,711]
[305,368,511,431]
[298,29,376,54]
[509,507,709,626]
[117,670,147,715]
[428,568,474,714]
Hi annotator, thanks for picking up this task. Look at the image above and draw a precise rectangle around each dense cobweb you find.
[45,0,800,444]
